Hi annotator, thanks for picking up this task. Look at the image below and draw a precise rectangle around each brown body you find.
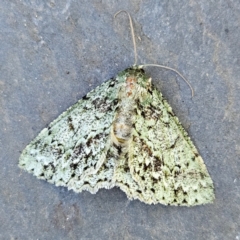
[112,76,137,145]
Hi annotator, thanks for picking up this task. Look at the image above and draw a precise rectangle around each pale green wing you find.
[114,152,144,202]
[19,77,123,193]
[122,86,214,206]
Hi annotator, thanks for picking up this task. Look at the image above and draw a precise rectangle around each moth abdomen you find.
[112,113,133,145]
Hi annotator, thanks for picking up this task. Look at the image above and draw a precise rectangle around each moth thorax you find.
[126,76,137,96]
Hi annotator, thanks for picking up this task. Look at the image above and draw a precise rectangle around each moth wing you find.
[124,87,214,206]
[19,77,122,193]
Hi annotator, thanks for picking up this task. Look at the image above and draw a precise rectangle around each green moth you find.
[19,12,214,206]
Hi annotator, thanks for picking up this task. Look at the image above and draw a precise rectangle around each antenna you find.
[114,11,194,97]
[114,10,138,65]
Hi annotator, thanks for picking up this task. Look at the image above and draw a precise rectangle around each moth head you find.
[122,67,152,100]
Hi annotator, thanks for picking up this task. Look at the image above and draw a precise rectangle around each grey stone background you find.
[0,0,239,239]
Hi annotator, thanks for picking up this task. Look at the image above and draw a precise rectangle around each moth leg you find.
[78,138,112,180]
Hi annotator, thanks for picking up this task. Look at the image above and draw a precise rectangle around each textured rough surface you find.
[19,67,214,206]
[19,76,121,193]
[1,0,240,239]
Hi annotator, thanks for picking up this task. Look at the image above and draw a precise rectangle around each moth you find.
[19,11,214,206]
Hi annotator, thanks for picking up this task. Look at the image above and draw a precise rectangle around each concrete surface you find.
[0,0,239,239]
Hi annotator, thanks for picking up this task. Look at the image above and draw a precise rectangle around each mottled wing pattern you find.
[119,86,215,206]
[114,151,144,201]
[19,77,123,193]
